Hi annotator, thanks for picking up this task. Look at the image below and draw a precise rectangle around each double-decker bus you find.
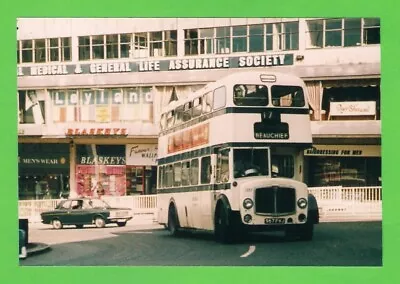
[156,71,319,243]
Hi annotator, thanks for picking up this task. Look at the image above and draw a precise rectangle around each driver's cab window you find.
[233,148,269,178]
[216,149,230,183]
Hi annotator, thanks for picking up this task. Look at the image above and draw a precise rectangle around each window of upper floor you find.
[17,37,71,64]
[306,18,380,49]
[78,30,177,61]
[184,21,299,56]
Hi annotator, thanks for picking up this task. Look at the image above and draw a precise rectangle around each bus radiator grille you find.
[254,187,296,214]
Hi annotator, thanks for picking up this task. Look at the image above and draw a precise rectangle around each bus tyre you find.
[168,205,180,236]
[215,205,233,244]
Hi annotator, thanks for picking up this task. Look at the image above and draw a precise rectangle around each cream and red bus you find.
[157,71,319,243]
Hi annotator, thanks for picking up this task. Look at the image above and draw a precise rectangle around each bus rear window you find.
[233,84,268,106]
[271,85,305,107]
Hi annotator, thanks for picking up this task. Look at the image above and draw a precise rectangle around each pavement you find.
[23,217,163,258]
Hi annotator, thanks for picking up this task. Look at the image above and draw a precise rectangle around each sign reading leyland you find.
[17,53,294,77]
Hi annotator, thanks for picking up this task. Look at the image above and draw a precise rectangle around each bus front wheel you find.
[214,205,233,244]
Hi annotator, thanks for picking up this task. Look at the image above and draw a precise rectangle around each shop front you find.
[18,143,70,200]
[305,144,381,187]
[126,144,158,195]
[74,143,158,197]
[75,144,126,197]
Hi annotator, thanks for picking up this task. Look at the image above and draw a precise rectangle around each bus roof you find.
[162,71,306,114]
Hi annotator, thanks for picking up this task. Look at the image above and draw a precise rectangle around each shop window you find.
[310,157,368,187]
[126,166,145,195]
[321,84,380,121]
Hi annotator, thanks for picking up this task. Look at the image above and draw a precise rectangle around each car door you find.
[67,199,91,225]
[55,200,72,224]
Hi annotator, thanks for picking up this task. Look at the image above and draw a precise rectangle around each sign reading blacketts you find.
[17,53,294,77]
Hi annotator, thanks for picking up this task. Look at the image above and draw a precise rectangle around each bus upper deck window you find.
[271,86,305,107]
[233,84,268,106]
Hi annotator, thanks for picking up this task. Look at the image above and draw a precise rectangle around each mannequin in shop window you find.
[35,181,42,200]
[92,181,105,199]
[43,184,52,199]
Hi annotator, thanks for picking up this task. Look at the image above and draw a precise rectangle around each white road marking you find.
[240,245,256,258]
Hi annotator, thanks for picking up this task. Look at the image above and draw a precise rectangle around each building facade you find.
[17,17,381,200]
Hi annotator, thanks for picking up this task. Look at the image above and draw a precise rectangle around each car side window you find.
[59,201,71,209]
[71,200,84,210]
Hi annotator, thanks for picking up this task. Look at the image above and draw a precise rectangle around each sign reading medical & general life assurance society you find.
[17,53,294,76]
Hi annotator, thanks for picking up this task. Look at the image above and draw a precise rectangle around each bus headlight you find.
[243,198,254,209]
[297,198,308,209]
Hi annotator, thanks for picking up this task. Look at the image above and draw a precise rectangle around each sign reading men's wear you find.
[17,53,294,77]
[126,144,158,166]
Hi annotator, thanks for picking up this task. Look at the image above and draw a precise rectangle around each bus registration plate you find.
[264,218,285,224]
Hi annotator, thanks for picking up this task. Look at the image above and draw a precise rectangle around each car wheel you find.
[52,219,63,230]
[117,222,127,227]
[94,217,106,228]
[75,224,84,229]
